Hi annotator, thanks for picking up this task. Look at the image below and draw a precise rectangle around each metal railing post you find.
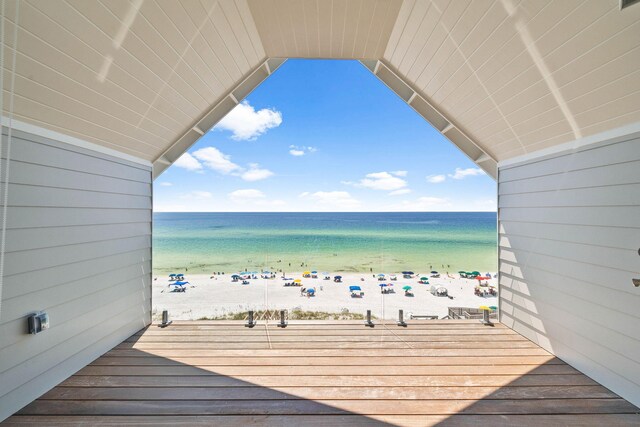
[481,308,494,326]
[159,310,172,328]
[397,309,407,327]
[278,309,287,328]
[365,309,374,327]
[245,310,256,328]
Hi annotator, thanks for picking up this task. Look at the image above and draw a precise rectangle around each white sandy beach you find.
[152,271,498,320]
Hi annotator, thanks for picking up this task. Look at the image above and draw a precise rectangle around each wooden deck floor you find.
[5,320,639,426]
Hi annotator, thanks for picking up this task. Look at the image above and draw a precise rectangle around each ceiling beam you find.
[360,60,497,180]
[152,58,287,179]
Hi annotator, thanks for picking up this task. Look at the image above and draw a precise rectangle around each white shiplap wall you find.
[0,128,152,420]
[498,132,640,407]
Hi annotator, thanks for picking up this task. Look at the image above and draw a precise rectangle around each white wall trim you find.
[1,117,152,167]
[498,121,640,169]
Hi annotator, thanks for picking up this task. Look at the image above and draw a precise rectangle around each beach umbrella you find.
[334,275,342,279]
[387,283,394,286]
[311,270,317,274]
[172,281,189,286]
[349,285,361,292]
[377,273,385,277]
[471,271,480,276]
[321,272,329,276]
[479,305,490,310]
[169,274,176,277]
[294,279,302,283]
[420,277,429,281]
[489,306,498,311]
[231,274,240,278]
[402,285,412,291]
[378,283,387,287]
[430,271,438,274]
[303,271,311,275]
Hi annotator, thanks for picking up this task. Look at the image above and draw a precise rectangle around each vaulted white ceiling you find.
[2,0,639,179]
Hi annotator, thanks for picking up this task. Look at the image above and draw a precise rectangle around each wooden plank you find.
[137,324,513,334]
[5,414,640,427]
[39,385,617,401]
[116,340,540,350]
[125,336,528,344]
[98,348,551,360]
[75,363,569,377]
[59,372,593,388]
[79,355,560,368]
[16,398,638,415]
[125,334,528,343]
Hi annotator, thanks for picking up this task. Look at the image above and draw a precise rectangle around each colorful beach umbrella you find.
[378,283,387,287]
[349,285,361,292]
[402,285,412,291]
[377,273,385,277]
[420,277,429,281]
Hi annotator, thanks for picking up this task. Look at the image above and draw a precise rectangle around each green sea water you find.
[152,212,497,275]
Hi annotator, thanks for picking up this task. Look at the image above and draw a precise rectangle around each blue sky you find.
[154,60,496,212]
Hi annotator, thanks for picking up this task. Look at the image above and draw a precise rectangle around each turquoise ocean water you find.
[153,212,497,274]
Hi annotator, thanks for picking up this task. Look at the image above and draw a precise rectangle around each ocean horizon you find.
[153,212,497,275]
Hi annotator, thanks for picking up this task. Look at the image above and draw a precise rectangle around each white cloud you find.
[159,182,173,187]
[174,152,203,172]
[389,188,412,196]
[426,174,446,183]
[289,145,317,156]
[228,189,286,209]
[241,163,274,181]
[300,191,360,209]
[392,196,452,211]
[181,190,212,200]
[192,147,240,174]
[356,171,407,191]
[215,101,282,140]
[392,170,408,177]
[449,167,486,180]
[228,189,266,202]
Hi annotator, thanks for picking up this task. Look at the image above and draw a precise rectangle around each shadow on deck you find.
[4,320,639,426]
